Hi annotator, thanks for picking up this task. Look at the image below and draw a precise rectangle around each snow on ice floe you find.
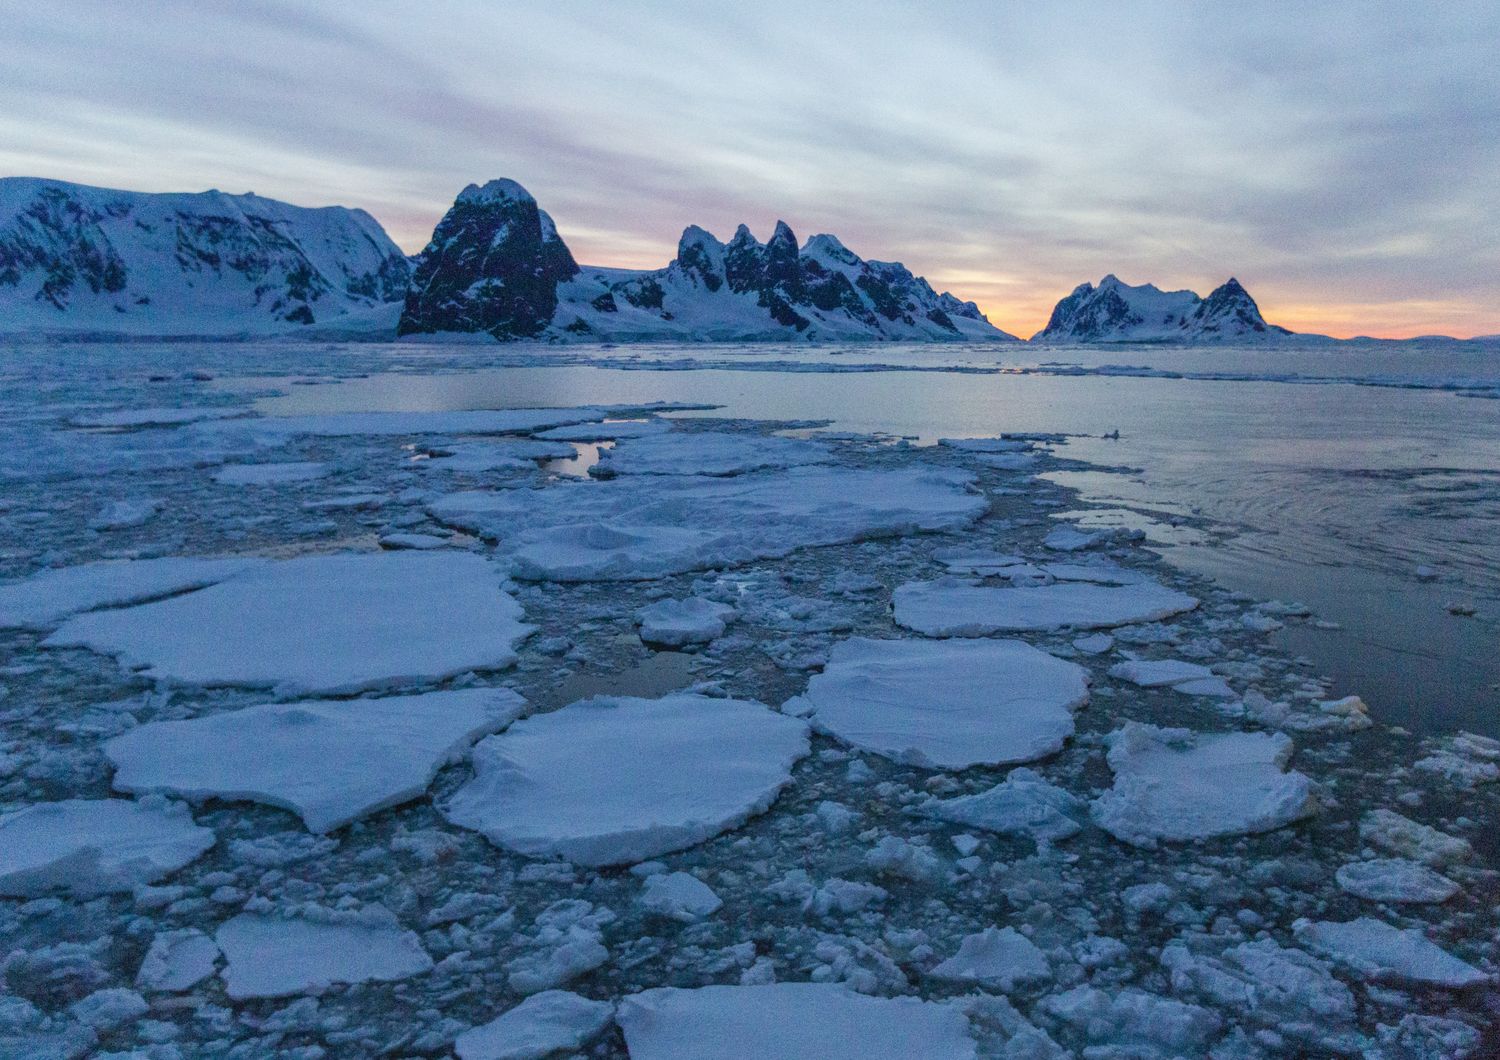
[202,406,615,440]
[0,556,263,631]
[1295,918,1488,988]
[1108,658,1235,698]
[212,460,331,486]
[71,406,248,428]
[429,465,985,581]
[1360,809,1472,867]
[787,637,1088,769]
[922,767,1087,846]
[45,552,531,694]
[443,694,809,866]
[1090,723,1318,846]
[893,578,1198,636]
[929,927,1051,991]
[616,983,976,1060]
[455,990,614,1060]
[1335,859,1459,904]
[639,871,723,922]
[105,688,526,833]
[593,431,830,477]
[636,597,736,647]
[0,798,214,897]
[418,438,576,472]
[136,929,221,992]
[215,904,433,999]
[535,419,672,441]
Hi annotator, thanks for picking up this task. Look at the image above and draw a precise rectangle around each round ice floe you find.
[443,694,809,866]
[1294,917,1487,988]
[45,552,532,694]
[791,637,1088,769]
[1335,859,1459,904]
[1090,723,1318,846]
[893,579,1198,636]
[456,990,615,1060]
[616,983,976,1060]
[636,597,736,647]
[215,904,433,1000]
[594,431,830,476]
[106,688,526,833]
[0,798,214,897]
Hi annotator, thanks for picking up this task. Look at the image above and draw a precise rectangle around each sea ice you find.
[204,407,612,440]
[1091,723,1318,846]
[455,991,614,1060]
[594,431,830,476]
[88,497,161,531]
[938,437,1031,453]
[213,461,331,486]
[0,556,262,631]
[429,465,985,581]
[72,406,247,428]
[615,983,977,1060]
[444,694,809,865]
[1108,658,1235,697]
[1335,859,1459,904]
[974,452,1036,470]
[931,546,1025,575]
[639,872,723,922]
[505,901,612,994]
[894,579,1198,636]
[215,905,433,999]
[419,438,574,472]
[136,930,220,992]
[789,637,1088,769]
[1038,986,1221,1058]
[636,597,736,647]
[46,552,531,694]
[929,927,1051,991]
[535,419,672,441]
[1294,918,1487,987]
[1359,809,1472,867]
[922,767,1087,845]
[0,798,214,897]
[106,688,526,833]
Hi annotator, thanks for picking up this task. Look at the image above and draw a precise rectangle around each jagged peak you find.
[678,224,724,251]
[456,178,535,206]
[767,220,797,247]
[802,233,861,266]
[728,223,760,247]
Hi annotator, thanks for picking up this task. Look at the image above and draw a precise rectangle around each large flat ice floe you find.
[615,983,976,1060]
[0,798,214,897]
[1091,723,1319,846]
[893,578,1198,636]
[215,905,433,999]
[1295,918,1488,988]
[443,694,809,866]
[0,556,262,631]
[105,688,526,833]
[455,990,614,1060]
[429,466,985,581]
[787,637,1088,769]
[593,431,830,477]
[45,552,531,694]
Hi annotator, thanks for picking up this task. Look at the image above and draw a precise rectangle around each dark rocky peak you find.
[675,225,727,291]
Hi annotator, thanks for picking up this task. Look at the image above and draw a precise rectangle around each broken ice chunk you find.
[1335,859,1459,904]
[136,930,221,992]
[455,990,614,1060]
[636,597,736,647]
[929,927,1051,991]
[1295,918,1487,988]
[922,768,1086,846]
[639,872,723,922]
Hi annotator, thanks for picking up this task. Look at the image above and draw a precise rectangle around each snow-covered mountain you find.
[1033,274,1290,343]
[399,179,1016,343]
[0,178,411,335]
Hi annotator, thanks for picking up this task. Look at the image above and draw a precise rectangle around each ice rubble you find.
[455,990,614,1060]
[1335,859,1459,904]
[135,929,221,992]
[1295,918,1488,987]
[87,496,161,531]
[787,637,1088,769]
[0,798,214,897]
[105,688,526,833]
[46,552,532,694]
[616,983,977,1060]
[929,927,1051,991]
[429,465,985,581]
[639,872,723,922]
[635,597,736,647]
[1091,723,1318,846]
[444,694,810,866]
[1038,986,1221,1058]
[212,460,331,485]
[894,578,1199,635]
[922,767,1087,845]
[0,556,262,631]
[593,431,830,477]
[215,904,433,999]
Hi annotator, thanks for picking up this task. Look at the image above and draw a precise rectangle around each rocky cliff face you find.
[1034,274,1290,343]
[0,178,410,334]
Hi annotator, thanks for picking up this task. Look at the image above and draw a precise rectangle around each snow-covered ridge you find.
[0,177,411,335]
[1034,273,1291,343]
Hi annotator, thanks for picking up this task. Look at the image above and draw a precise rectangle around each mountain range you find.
[0,174,1301,343]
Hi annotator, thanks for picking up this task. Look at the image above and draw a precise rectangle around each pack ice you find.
[429,465,985,581]
[788,637,1088,769]
[0,556,262,631]
[45,552,531,694]
[0,798,214,897]
[443,694,809,866]
[615,983,976,1060]
[893,578,1198,636]
[215,905,433,999]
[593,430,830,476]
[106,688,526,833]
[1091,723,1318,846]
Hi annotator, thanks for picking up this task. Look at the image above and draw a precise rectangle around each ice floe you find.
[215,904,433,1000]
[430,466,985,581]
[615,983,976,1060]
[1335,859,1459,904]
[205,407,612,440]
[1091,723,1318,846]
[455,990,614,1060]
[594,430,830,477]
[87,497,161,531]
[894,578,1198,636]
[639,872,723,922]
[636,597,736,647]
[46,552,531,694]
[106,688,526,832]
[1038,986,1220,1058]
[444,694,809,865]
[0,556,262,631]
[938,437,1031,453]
[1108,658,1235,697]
[213,461,331,485]
[418,438,575,472]
[534,419,672,441]
[0,798,214,897]
[136,930,221,992]
[71,406,247,428]
[922,767,1087,846]
[1359,809,1472,867]
[929,927,1051,991]
[788,637,1088,769]
[1295,918,1488,988]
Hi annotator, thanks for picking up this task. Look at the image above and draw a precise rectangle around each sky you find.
[3,1,1497,339]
